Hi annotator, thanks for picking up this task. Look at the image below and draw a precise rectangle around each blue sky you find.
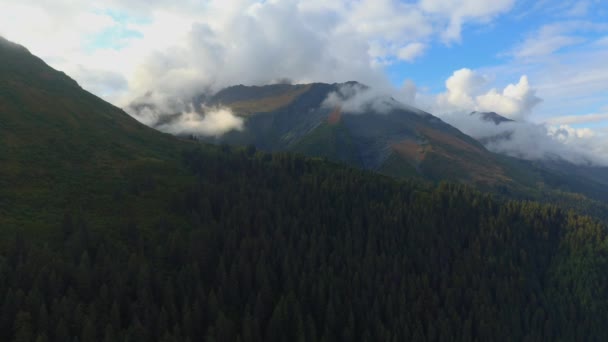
[385,0,608,124]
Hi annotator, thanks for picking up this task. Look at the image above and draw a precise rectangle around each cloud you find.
[546,112,608,125]
[476,76,542,120]
[488,32,608,124]
[512,24,584,58]
[322,82,406,114]
[419,0,515,41]
[438,68,486,109]
[400,80,418,104]
[156,107,244,137]
[397,43,427,62]
[565,1,591,17]
[435,69,542,120]
[436,110,608,165]
[413,68,608,165]
[510,21,608,59]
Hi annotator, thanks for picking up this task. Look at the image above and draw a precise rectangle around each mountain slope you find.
[0,36,189,231]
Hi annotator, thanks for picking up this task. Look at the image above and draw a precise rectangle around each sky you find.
[1,0,608,164]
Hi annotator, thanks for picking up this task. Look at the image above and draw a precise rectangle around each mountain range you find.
[3,36,608,341]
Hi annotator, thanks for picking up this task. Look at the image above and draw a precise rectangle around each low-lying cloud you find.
[130,102,243,137]
[157,107,243,138]
[438,111,608,165]
[407,68,608,166]
[323,83,395,114]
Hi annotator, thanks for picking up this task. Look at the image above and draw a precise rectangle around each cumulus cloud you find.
[435,68,542,120]
[438,68,486,109]
[476,76,543,120]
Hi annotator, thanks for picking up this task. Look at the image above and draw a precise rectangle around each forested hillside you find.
[2,147,608,341]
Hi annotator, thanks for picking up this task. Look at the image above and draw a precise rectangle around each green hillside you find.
[2,37,608,341]
[0,36,189,233]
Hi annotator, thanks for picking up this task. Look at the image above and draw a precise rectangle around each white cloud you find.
[419,0,515,41]
[322,83,406,114]
[400,79,418,104]
[397,43,426,62]
[434,69,541,120]
[512,24,584,58]
[565,1,591,17]
[546,112,608,125]
[511,21,608,59]
[596,36,608,46]
[476,76,542,120]
[156,107,244,137]
[438,68,486,109]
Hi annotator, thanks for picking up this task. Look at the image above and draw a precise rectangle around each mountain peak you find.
[471,111,513,125]
[0,36,81,91]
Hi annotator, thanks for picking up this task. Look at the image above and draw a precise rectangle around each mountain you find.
[4,37,608,341]
[142,83,608,210]
[471,111,514,125]
[151,82,516,186]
